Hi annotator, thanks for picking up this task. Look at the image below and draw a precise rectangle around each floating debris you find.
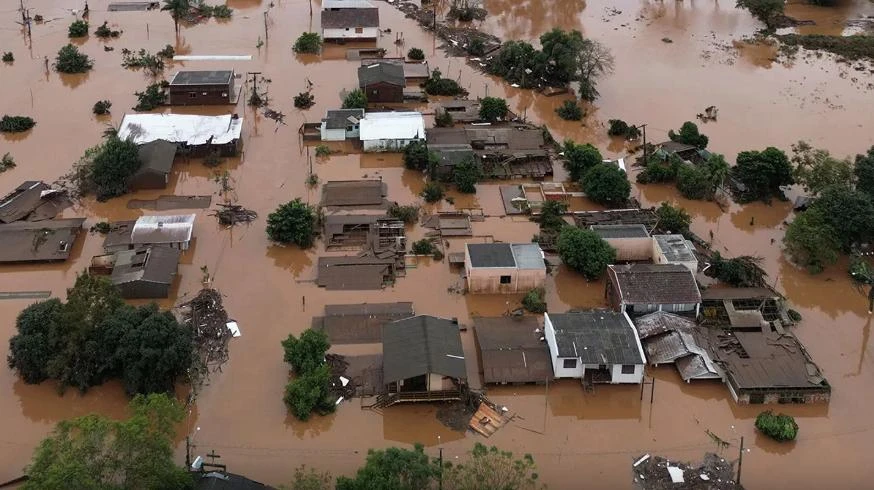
[212,203,258,226]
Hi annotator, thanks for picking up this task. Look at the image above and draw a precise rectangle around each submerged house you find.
[0,181,71,223]
[358,63,405,103]
[464,242,546,294]
[129,140,177,190]
[103,214,196,252]
[589,224,652,262]
[634,311,721,382]
[117,113,243,157]
[321,2,379,41]
[167,70,235,105]
[543,311,646,384]
[91,247,181,299]
[381,315,467,401]
[474,316,553,384]
[652,234,698,273]
[320,108,364,141]
[0,218,85,263]
[606,264,702,316]
[359,112,425,152]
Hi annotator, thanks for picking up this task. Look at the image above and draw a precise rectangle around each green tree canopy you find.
[453,157,482,193]
[55,44,93,73]
[791,141,853,196]
[266,198,317,247]
[811,186,874,250]
[736,0,785,30]
[407,47,425,60]
[783,207,840,273]
[755,411,798,442]
[732,146,793,202]
[537,200,568,233]
[676,164,712,200]
[423,69,465,96]
[336,444,439,490]
[444,442,543,490]
[342,89,367,110]
[557,227,617,280]
[24,393,191,490]
[293,32,323,54]
[403,140,437,172]
[479,97,509,122]
[562,141,602,181]
[582,164,630,205]
[6,299,63,384]
[283,364,335,421]
[668,121,709,149]
[282,329,330,375]
[88,136,142,201]
[853,146,874,197]
[654,202,691,236]
[161,0,191,33]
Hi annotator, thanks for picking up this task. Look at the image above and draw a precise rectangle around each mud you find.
[1,1,874,488]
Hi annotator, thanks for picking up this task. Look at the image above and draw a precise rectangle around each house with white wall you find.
[359,112,425,152]
[321,1,379,41]
[652,234,698,273]
[320,108,364,141]
[543,311,646,385]
[606,264,701,316]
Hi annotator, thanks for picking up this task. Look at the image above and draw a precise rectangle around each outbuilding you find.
[320,108,364,141]
[464,242,546,294]
[168,70,235,105]
[589,224,652,262]
[98,246,181,299]
[129,140,177,190]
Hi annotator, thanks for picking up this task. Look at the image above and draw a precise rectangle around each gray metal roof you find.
[382,315,466,384]
[590,224,650,239]
[110,246,180,286]
[634,311,721,381]
[169,70,233,86]
[0,181,69,224]
[358,63,405,87]
[0,218,85,262]
[511,243,545,270]
[136,139,176,174]
[322,108,364,130]
[431,144,476,168]
[131,214,195,245]
[634,310,698,340]
[467,243,515,268]
[474,316,553,384]
[547,311,644,365]
[321,7,379,28]
[653,234,696,263]
[609,264,701,305]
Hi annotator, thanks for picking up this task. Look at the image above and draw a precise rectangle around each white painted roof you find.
[131,214,196,244]
[359,112,425,141]
[117,114,243,145]
[323,0,376,9]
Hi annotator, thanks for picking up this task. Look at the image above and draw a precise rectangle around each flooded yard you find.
[1,0,873,488]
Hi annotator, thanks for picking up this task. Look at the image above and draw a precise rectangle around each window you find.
[621,365,636,374]
[188,92,197,98]
[563,359,577,369]
[499,275,512,284]
[355,27,364,34]
[345,27,350,31]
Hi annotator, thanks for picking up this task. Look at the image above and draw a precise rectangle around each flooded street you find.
[1,0,873,488]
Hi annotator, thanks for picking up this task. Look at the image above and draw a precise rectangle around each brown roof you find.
[321,7,379,28]
[321,180,386,207]
[110,246,181,286]
[103,220,136,250]
[0,181,70,223]
[312,302,414,343]
[474,317,553,384]
[609,264,701,305]
[0,218,85,262]
[316,256,395,290]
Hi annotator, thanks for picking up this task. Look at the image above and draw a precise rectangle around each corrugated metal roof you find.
[474,316,553,384]
[110,246,180,285]
[169,70,233,86]
[313,302,414,344]
[118,114,243,145]
[634,311,720,381]
[357,63,405,87]
[0,218,85,262]
[382,315,466,384]
[321,7,379,28]
[322,108,364,130]
[136,139,177,174]
[0,181,68,224]
[547,311,644,365]
[590,224,650,239]
[609,264,701,305]
[653,234,696,263]
[511,243,545,270]
[131,214,195,245]
[321,180,385,207]
[359,112,425,141]
[467,243,515,268]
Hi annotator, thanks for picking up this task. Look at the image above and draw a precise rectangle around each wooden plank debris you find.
[468,401,511,438]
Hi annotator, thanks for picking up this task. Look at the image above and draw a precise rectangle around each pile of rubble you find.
[178,288,233,396]
[632,453,743,490]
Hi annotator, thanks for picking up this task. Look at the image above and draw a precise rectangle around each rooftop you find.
[431,144,476,168]
[382,315,467,384]
[169,70,234,86]
[474,316,553,384]
[572,208,658,230]
[110,246,181,286]
[466,243,545,269]
[0,181,70,224]
[0,218,85,262]
[321,180,386,207]
[358,63,405,87]
[653,234,697,263]
[322,7,379,28]
[634,311,720,381]
[136,139,177,174]
[322,108,364,130]
[131,214,196,245]
[117,114,243,146]
[609,264,701,305]
[359,112,425,142]
[312,302,414,344]
[590,224,650,239]
[323,0,376,9]
[316,256,395,290]
[547,311,645,365]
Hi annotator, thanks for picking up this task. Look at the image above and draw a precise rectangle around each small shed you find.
[320,108,364,141]
[382,315,467,397]
[105,246,181,299]
[359,112,425,152]
[606,264,702,316]
[321,6,379,41]
[358,63,405,103]
[168,70,235,105]
[464,243,546,294]
[589,224,651,261]
[129,140,177,190]
[652,234,698,273]
[474,316,553,384]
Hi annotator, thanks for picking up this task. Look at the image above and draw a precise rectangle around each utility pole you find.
[438,447,443,490]
[736,436,744,485]
[247,71,262,102]
[637,123,648,165]
[185,436,192,468]
[264,11,269,41]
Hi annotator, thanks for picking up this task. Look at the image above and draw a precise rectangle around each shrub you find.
[755,411,798,442]
[607,119,640,139]
[90,221,111,234]
[557,227,616,279]
[479,97,509,122]
[453,158,482,193]
[435,110,454,128]
[408,47,425,60]
[2,52,13,62]
[411,239,437,256]
[315,145,330,158]
[583,164,630,205]
[388,204,420,224]
[668,121,709,149]
[157,44,175,58]
[0,153,15,172]
[468,38,486,56]
[341,89,367,109]
[294,91,315,109]
[121,48,165,74]
[68,20,88,38]
[284,365,335,420]
[655,202,691,236]
[293,32,322,54]
[266,199,317,247]
[94,21,120,38]
[55,44,93,73]
[421,182,445,203]
[423,69,465,96]
[403,140,437,172]
[92,100,112,115]
[133,83,167,111]
[210,4,233,18]
[522,288,547,313]
[537,200,568,232]
[556,100,583,121]
[0,115,36,133]
[563,141,602,181]
[676,164,712,200]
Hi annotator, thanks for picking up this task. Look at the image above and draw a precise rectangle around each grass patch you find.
[777,34,874,61]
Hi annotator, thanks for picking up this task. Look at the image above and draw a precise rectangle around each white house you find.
[320,108,364,141]
[652,234,698,273]
[359,112,425,152]
[543,311,646,384]
[321,1,379,41]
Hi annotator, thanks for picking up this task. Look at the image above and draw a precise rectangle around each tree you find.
[811,186,874,250]
[583,164,630,205]
[0,115,36,132]
[576,38,615,101]
[7,299,63,384]
[342,89,367,109]
[266,198,317,247]
[655,202,692,236]
[791,141,853,196]
[537,200,568,233]
[479,97,509,122]
[407,47,425,60]
[294,32,323,54]
[336,444,439,490]
[708,252,766,287]
[421,181,445,202]
[755,411,798,442]
[284,364,335,421]
[736,0,785,31]
[562,141,602,181]
[539,29,584,86]
[281,465,332,490]
[133,82,168,111]
[282,329,330,375]
[444,443,543,490]
[161,0,191,34]
[88,136,142,201]
[522,288,547,314]
[557,227,616,280]
[454,158,482,193]
[676,164,712,200]
[783,207,840,273]
[704,153,730,198]
[55,44,93,73]
[668,121,709,149]
[555,100,583,121]
[733,147,793,202]
[853,146,874,197]
[24,394,192,490]
[403,140,437,171]
[423,69,465,96]
[92,100,112,115]
[68,20,88,38]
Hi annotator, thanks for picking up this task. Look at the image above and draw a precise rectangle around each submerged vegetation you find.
[133,82,168,111]
[755,411,799,442]
[55,44,93,73]
[0,115,36,133]
[282,329,334,421]
[266,198,317,248]
[778,34,874,61]
[294,32,323,54]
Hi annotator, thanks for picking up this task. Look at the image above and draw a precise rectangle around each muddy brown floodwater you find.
[1,0,873,488]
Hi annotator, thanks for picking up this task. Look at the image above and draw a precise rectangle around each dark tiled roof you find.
[609,264,701,305]
[323,108,364,130]
[547,311,644,365]
[358,63,405,87]
[590,224,650,239]
[474,316,553,384]
[321,7,379,29]
[194,472,273,490]
[136,139,177,174]
[467,243,515,268]
[382,315,466,383]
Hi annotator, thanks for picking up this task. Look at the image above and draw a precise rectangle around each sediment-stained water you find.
[1,0,873,488]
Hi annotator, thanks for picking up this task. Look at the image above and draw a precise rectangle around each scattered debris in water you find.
[177,288,234,399]
[212,203,258,226]
[632,452,743,490]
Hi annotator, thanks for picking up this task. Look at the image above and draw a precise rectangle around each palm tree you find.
[161,0,191,34]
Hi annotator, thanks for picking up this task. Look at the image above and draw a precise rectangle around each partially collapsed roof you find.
[118,114,243,145]
[382,315,466,384]
[0,181,70,224]
[131,214,196,245]
[546,311,645,365]
[609,264,701,305]
[634,311,720,382]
